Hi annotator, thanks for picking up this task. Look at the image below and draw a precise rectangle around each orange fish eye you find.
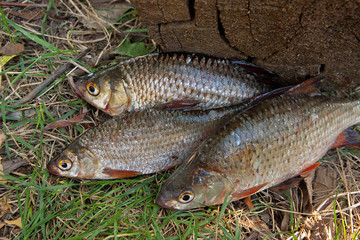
[58,159,72,171]
[178,191,194,203]
[87,82,100,96]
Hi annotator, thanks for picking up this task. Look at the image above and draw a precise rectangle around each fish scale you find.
[75,53,273,116]
[156,84,360,210]
[216,96,358,181]
[47,106,243,179]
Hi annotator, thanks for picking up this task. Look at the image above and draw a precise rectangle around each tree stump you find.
[132,0,360,88]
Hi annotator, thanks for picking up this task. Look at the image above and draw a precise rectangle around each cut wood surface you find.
[132,0,360,88]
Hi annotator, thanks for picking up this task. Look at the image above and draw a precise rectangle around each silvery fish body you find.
[47,106,242,179]
[75,53,273,116]
[157,80,360,210]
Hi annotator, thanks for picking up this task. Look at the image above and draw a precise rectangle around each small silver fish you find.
[156,77,360,210]
[47,106,243,179]
[75,53,275,116]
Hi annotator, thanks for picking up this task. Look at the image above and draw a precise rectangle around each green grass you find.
[1,171,248,239]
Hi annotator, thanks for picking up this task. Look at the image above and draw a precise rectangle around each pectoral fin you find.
[156,100,200,110]
[299,162,321,175]
[231,183,268,200]
[103,168,141,179]
[243,196,255,210]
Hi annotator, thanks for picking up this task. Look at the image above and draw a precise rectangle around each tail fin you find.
[231,60,280,88]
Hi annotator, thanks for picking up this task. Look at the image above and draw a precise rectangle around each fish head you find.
[75,72,112,113]
[75,71,131,116]
[105,80,132,116]
[157,160,231,210]
[47,142,100,179]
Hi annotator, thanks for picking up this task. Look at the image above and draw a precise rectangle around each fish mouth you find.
[47,163,61,176]
[156,197,177,210]
[74,80,85,98]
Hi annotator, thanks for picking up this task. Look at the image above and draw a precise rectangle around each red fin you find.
[103,168,141,179]
[243,196,255,210]
[231,183,267,200]
[299,162,321,175]
[331,129,360,150]
[286,76,324,96]
[156,100,200,110]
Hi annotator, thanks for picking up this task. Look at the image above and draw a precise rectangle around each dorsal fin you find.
[286,76,324,96]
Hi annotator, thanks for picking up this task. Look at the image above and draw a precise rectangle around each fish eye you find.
[87,82,100,96]
[178,191,194,203]
[58,159,72,171]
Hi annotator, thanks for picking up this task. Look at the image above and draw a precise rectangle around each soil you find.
[132,0,360,90]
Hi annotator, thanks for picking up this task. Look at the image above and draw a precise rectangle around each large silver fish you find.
[75,53,274,116]
[47,106,243,179]
[156,77,360,210]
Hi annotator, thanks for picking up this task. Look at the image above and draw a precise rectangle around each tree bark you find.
[132,0,360,89]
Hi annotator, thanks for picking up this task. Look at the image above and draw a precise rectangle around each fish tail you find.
[331,128,360,150]
[230,60,281,88]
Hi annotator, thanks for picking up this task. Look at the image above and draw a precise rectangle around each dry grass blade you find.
[11,48,91,106]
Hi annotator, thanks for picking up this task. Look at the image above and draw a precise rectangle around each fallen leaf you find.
[0,200,10,217]
[0,55,16,67]
[80,2,131,30]
[2,159,28,174]
[9,9,44,21]
[112,38,154,57]
[5,217,22,229]
[302,212,333,240]
[0,196,15,216]
[0,43,24,56]
[247,215,272,238]
[280,212,290,231]
[301,169,316,212]
[312,165,337,208]
[44,111,88,130]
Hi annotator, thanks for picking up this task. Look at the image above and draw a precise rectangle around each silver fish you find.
[75,53,274,116]
[156,77,360,210]
[47,105,243,179]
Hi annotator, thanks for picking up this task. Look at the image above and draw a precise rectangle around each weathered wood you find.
[132,0,360,88]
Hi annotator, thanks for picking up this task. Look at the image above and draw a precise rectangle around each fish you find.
[74,53,275,116]
[47,105,244,179]
[156,77,360,210]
